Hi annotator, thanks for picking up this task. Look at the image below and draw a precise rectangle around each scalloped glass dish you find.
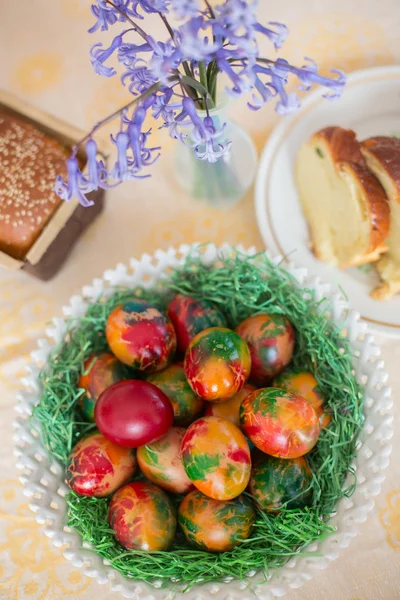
[14,243,393,600]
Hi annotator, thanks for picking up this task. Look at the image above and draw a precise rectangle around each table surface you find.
[1,1,400,599]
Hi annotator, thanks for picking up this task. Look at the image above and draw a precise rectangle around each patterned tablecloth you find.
[1,1,400,599]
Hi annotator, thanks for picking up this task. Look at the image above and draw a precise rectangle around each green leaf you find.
[181,75,215,108]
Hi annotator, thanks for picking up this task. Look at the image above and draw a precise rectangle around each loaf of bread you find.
[0,108,70,260]
[295,126,390,269]
[361,136,400,299]
[0,107,104,280]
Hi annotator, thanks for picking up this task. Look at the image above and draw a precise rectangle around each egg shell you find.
[184,327,251,402]
[249,454,313,511]
[178,490,255,552]
[147,364,204,425]
[235,313,295,385]
[181,416,251,500]
[66,433,136,497]
[106,299,176,371]
[108,481,176,551]
[137,427,193,494]
[78,353,125,421]
[273,370,331,427]
[94,380,174,448]
[204,383,256,427]
[167,294,227,353]
[240,388,320,458]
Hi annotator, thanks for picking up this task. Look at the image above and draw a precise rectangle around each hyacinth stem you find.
[73,81,163,152]
[204,0,216,19]
[158,13,198,101]
[105,0,148,41]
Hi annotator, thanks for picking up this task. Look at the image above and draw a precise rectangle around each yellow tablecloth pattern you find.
[1,1,399,599]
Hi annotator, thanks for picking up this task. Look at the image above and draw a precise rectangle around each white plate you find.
[255,65,400,337]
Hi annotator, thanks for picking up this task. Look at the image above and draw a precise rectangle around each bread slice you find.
[361,137,400,299]
[295,127,390,269]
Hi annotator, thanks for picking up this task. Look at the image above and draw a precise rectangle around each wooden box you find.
[0,90,106,280]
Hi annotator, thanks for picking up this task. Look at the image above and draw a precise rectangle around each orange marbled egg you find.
[273,370,331,428]
[204,383,256,427]
[108,481,176,551]
[66,433,136,497]
[240,388,320,459]
[181,416,251,500]
[178,490,255,552]
[137,427,193,494]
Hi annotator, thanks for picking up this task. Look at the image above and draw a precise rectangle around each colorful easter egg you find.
[167,294,227,353]
[95,380,174,448]
[78,352,125,421]
[178,490,255,552]
[106,299,176,372]
[109,482,176,551]
[137,427,193,494]
[181,416,251,500]
[240,388,320,458]
[184,327,251,402]
[147,364,204,425]
[249,454,313,511]
[235,314,295,385]
[204,383,256,427]
[66,433,136,497]
[273,370,331,428]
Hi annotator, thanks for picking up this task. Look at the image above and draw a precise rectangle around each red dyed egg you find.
[109,482,176,551]
[94,380,174,448]
[184,327,251,401]
[167,294,226,353]
[66,433,136,497]
[106,299,176,372]
[273,370,331,428]
[235,314,295,385]
[240,388,320,458]
[78,352,125,421]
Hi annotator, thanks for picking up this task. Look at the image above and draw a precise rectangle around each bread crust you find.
[311,127,390,260]
[361,136,400,203]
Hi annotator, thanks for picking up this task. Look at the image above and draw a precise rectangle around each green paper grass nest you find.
[33,251,364,589]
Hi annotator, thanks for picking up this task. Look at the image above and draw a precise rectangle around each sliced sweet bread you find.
[295,126,390,269]
[361,136,400,300]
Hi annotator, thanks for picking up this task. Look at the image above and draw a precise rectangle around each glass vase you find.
[173,106,258,208]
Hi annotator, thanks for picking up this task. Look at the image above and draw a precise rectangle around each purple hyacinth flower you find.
[90,32,127,77]
[273,58,347,99]
[85,138,108,188]
[152,89,181,123]
[112,131,131,180]
[130,0,169,18]
[121,65,158,94]
[88,0,129,33]
[55,157,94,207]
[195,139,231,162]
[214,0,258,31]
[251,64,301,114]
[118,42,151,68]
[178,16,217,63]
[171,0,199,19]
[253,22,288,50]
[148,37,182,86]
